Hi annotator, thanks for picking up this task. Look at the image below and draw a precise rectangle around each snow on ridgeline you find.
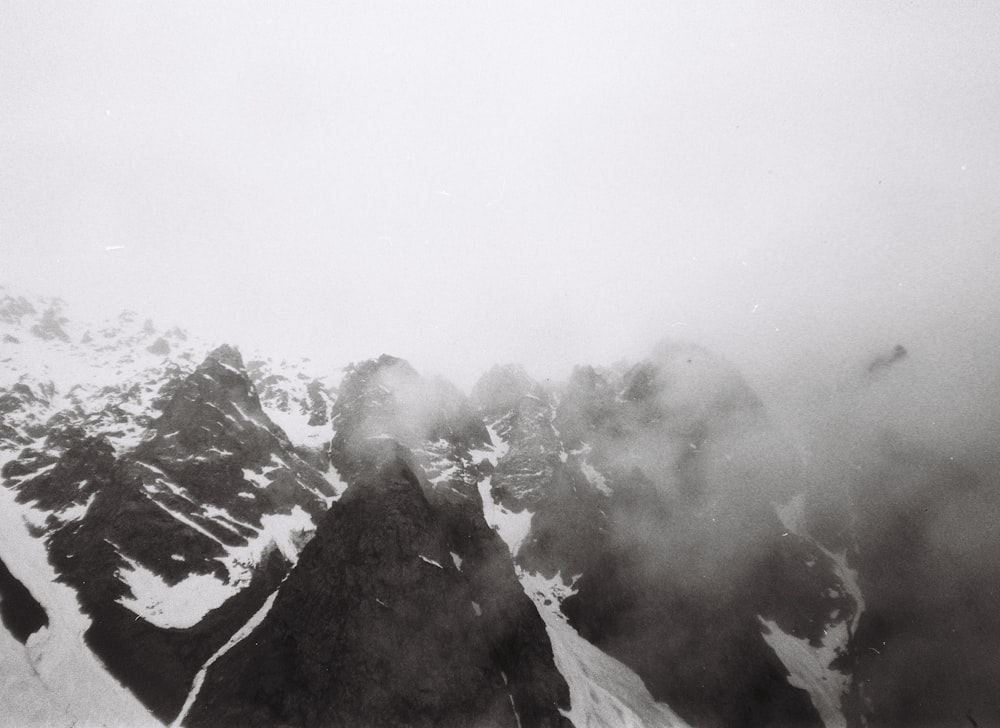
[0,287,341,454]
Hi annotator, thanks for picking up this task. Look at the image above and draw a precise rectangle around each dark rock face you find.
[186,356,568,727]
[472,363,544,420]
[548,495,832,728]
[20,294,988,728]
[837,445,1000,728]
[0,382,48,447]
[330,354,489,483]
[353,356,486,440]
[475,344,848,728]
[141,345,286,460]
[490,392,563,511]
[3,298,581,726]
[1,345,337,722]
[188,455,571,728]
[133,344,335,524]
[14,433,107,515]
[301,378,330,426]
[79,547,289,722]
[0,556,48,643]
[6,429,294,722]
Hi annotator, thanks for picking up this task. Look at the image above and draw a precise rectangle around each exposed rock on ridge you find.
[188,450,571,728]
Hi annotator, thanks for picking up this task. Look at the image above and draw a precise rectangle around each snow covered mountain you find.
[0,288,344,723]
[2,286,998,728]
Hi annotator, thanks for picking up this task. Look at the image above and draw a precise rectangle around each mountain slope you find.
[11,286,992,728]
[0,289,343,723]
[472,345,858,728]
[187,455,570,728]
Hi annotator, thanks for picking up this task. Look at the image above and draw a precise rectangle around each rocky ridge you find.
[4,287,995,728]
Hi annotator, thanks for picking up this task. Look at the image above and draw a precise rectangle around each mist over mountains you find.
[1,285,998,728]
[4,3,1000,726]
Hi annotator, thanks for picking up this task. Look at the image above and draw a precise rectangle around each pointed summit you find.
[206,343,245,371]
[471,363,543,418]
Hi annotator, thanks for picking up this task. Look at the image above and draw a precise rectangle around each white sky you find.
[3,1,1000,399]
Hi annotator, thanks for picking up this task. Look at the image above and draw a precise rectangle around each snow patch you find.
[472,425,535,555]
[241,453,293,490]
[263,406,328,450]
[760,618,850,728]
[825,548,865,632]
[20,505,49,530]
[221,505,315,575]
[216,361,243,376]
[519,571,691,728]
[323,463,350,503]
[242,467,271,489]
[0,622,76,727]
[117,555,237,629]
[765,496,864,728]
[579,459,612,496]
[146,497,226,546]
[469,424,510,468]
[775,493,807,534]
[477,476,533,557]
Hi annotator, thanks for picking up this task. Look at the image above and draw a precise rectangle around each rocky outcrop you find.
[472,363,544,420]
[0,555,47,643]
[187,455,571,728]
[1,346,338,722]
[490,390,563,511]
[134,345,335,520]
[476,344,852,728]
[17,286,982,728]
[332,356,488,460]
[838,445,1000,728]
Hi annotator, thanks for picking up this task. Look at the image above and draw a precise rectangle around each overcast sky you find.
[3,2,1000,409]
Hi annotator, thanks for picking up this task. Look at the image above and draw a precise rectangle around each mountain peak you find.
[206,344,245,371]
[471,363,543,417]
[375,352,413,370]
